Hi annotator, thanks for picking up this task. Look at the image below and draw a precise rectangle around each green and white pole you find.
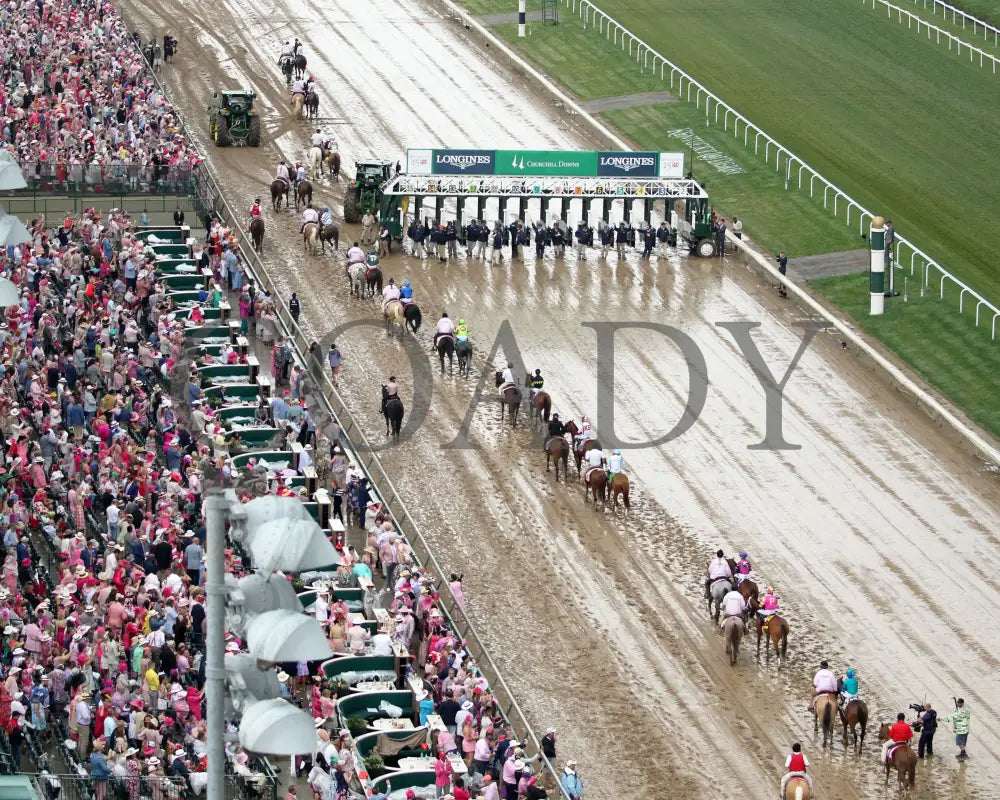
[870,215,886,316]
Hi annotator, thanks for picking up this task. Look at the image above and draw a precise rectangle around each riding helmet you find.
[846,668,855,678]
[739,551,748,558]
[613,449,621,455]
[766,586,774,593]
[405,281,411,287]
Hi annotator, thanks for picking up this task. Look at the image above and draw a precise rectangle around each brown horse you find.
[319,223,339,253]
[783,776,810,800]
[877,724,917,789]
[326,150,341,180]
[722,615,742,666]
[571,434,601,476]
[494,371,521,428]
[270,179,288,211]
[738,579,759,619]
[545,435,569,481]
[249,217,264,253]
[755,613,788,665]
[583,468,608,511]
[814,693,838,747]
[293,53,307,78]
[841,698,868,750]
[294,180,312,211]
[532,391,552,424]
[609,472,630,516]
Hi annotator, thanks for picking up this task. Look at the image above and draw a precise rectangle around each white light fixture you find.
[245,517,338,573]
[225,654,281,713]
[246,609,333,663]
[238,699,317,755]
[0,158,27,191]
[234,495,314,544]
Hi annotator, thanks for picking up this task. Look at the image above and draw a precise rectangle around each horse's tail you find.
[822,698,834,731]
[794,786,803,800]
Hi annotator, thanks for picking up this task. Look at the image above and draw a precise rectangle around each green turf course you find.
[812,271,1000,438]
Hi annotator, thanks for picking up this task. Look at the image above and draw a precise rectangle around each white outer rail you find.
[562,0,1000,340]
[909,0,1000,44]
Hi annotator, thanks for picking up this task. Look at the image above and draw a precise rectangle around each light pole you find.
[204,491,228,800]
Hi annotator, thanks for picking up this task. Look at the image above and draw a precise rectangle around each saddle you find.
[886,742,908,764]
[544,436,563,452]
[585,467,606,483]
[436,331,454,343]
[498,381,516,398]
[365,267,378,280]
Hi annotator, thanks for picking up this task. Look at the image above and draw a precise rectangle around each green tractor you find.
[681,195,717,257]
[343,160,393,224]
[207,90,262,147]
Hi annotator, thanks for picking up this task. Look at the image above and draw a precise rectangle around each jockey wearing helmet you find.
[584,445,606,483]
[320,207,333,227]
[294,161,307,186]
[434,312,456,350]
[608,448,624,479]
[293,38,303,57]
[249,198,262,218]
[839,668,859,705]
[399,280,413,301]
[735,551,753,583]
[305,75,316,95]
[573,415,593,448]
[366,247,380,268]
[454,318,469,342]
[529,368,543,398]
[501,361,515,388]
[758,585,778,629]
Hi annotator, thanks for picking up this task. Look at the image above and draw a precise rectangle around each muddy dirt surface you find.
[119,0,999,796]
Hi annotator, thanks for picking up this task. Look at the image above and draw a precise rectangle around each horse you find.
[436,335,455,375]
[347,263,365,299]
[545,434,570,481]
[783,775,810,800]
[381,386,404,440]
[708,578,732,625]
[456,339,473,378]
[403,303,421,334]
[295,180,312,211]
[755,613,788,665]
[841,698,868,750]
[571,433,601,476]
[305,90,319,120]
[877,724,916,789]
[609,472,630,516]
[319,223,339,253]
[494,371,521,428]
[293,53,307,79]
[365,267,383,298]
[738,579,759,620]
[280,55,293,84]
[308,146,324,177]
[722,615,742,666]
[384,300,407,338]
[583,467,608,511]
[249,217,264,253]
[814,693,838,747]
[291,93,304,118]
[303,222,319,256]
[525,376,552,425]
[270,179,288,211]
[326,150,341,181]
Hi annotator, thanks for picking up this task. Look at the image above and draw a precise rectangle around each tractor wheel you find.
[248,117,261,147]
[209,117,219,146]
[343,187,361,223]
[695,237,716,258]
[216,121,232,148]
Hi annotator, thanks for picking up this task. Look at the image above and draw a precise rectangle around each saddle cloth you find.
[544,436,563,452]
[886,742,908,764]
[585,467,605,483]
[498,381,516,398]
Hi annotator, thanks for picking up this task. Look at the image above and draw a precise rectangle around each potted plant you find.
[362,752,385,779]
[333,679,350,698]
[345,716,369,738]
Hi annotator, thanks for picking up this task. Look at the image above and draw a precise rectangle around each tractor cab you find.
[208,90,262,147]
[344,160,398,236]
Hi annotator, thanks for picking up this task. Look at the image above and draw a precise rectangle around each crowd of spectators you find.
[1,0,201,190]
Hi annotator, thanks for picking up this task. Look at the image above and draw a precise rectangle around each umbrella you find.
[238,699,317,755]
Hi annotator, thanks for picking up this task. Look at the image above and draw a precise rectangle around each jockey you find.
[399,280,413,302]
[758,585,778,623]
[295,162,307,186]
[434,312,456,350]
[882,712,913,764]
[293,38,303,57]
[734,551,753,583]
[608,448,624,478]
[721,586,746,620]
[346,242,365,264]
[249,198,262,218]
[573,415,593,448]
[311,128,325,148]
[291,77,305,97]
[529,368,544,397]
[279,40,293,59]
[779,744,812,799]
[300,204,319,233]
[704,549,733,599]
[320,207,333,227]
[584,446,605,481]
[276,161,290,184]
[454,318,469,342]
[501,361,516,388]
[305,75,316,95]
[810,660,839,710]
[366,248,380,269]
[840,668,859,705]
[547,414,565,439]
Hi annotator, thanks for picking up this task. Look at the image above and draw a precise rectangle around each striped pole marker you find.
[870,215,885,315]
[519,0,526,36]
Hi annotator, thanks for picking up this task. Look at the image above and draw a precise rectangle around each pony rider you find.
[381,279,400,314]
[434,312,455,351]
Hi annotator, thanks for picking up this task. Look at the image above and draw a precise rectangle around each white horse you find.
[383,299,407,338]
[303,222,319,255]
[308,145,324,177]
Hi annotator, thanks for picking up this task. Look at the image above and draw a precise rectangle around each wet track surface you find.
[122,0,1000,796]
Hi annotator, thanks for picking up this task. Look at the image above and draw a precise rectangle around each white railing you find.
[911,0,1000,44]
[869,0,1000,73]
[564,0,1000,340]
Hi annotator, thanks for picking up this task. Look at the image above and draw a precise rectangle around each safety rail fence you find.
[192,164,571,800]
[22,771,274,800]
[868,0,1000,71]
[561,0,1000,339]
[909,0,1000,42]
[13,160,197,196]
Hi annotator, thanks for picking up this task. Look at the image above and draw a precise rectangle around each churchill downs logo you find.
[435,153,493,171]
[599,154,655,172]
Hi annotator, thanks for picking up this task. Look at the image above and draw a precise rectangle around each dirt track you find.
[119,0,1000,797]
